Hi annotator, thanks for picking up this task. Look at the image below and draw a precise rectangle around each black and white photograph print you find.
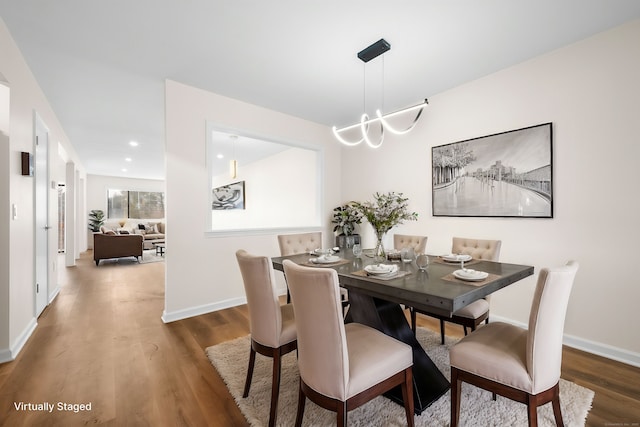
[212,181,245,210]
[432,123,553,218]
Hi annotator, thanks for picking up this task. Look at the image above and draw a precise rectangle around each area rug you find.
[99,250,164,265]
[206,328,594,427]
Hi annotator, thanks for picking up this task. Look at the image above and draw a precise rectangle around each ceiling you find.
[2,1,640,180]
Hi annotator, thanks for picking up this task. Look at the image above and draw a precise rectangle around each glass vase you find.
[374,232,386,262]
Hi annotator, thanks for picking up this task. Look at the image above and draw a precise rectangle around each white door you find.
[34,113,49,317]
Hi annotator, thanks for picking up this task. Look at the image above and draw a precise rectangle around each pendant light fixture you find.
[229,135,238,179]
[332,38,428,148]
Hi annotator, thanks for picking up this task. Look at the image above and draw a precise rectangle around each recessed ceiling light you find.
[129,141,139,147]
[217,154,224,159]
[125,157,132,162]
[121,168,128,172]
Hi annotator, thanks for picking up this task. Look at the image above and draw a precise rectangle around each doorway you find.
[57,184,65,253]
[34,113,49,317]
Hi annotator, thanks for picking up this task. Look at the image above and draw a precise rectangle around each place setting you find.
[442,267,499,286]
[302,247,351,267]
[432,253,481,266]
[351,263,412,280]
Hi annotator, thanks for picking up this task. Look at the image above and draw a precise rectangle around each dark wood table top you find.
[272,251,534,318]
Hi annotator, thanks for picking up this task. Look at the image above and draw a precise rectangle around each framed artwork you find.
[212,181,245,210]
[432,123,552,218]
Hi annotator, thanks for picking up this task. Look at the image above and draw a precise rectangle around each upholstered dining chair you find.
[278,231,350,311]
[449,260,579,427]
[410,237,502,344]
[235,250,297,427]
[282,260,415,427]
[394,234,428,254]
[277,232,323,256]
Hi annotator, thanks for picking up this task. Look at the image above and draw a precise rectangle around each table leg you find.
[345,289,450,414]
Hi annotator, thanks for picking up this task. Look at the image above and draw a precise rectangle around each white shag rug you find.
[206,328,594,426]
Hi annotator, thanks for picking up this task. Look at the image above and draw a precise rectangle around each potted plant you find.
[88,209,105,232]
[331,202,363,248]
[353,192,418,261]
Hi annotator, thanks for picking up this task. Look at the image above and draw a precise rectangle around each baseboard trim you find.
[9,317,37,361]
[48,286,61,304]
[0,348,12,364]
[162,296,247,323]
[490,315,640,368]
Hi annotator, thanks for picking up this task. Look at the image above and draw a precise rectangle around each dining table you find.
[271,249,534,415]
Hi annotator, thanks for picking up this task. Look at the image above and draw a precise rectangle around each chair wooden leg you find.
[294,380,306,427]
[551,386,564,427]
[439,319,446,344]
[337,401,347,427]
[242,347,256,398]
[451,367,461,427]
[463,326,468,336]
[527,394,538,427]
[268,350,282,427]
[401,367,415,427]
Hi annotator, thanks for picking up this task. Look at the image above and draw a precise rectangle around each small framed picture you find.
[212,181,245,210]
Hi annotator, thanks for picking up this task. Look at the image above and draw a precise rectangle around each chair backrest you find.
[235,250,283,348]
[277,232,322,256]
[282,260,349,400]
[394,234,428,254]
[452,237,501,261]
[527,260,579,394]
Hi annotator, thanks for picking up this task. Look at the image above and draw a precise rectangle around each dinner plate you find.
[442,254,473,262]
[453,269,488,281]
[365,264,397,275]
[311,255,341,264]
[312,248,332,256]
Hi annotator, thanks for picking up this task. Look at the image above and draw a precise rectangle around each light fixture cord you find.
[362,62,366,116]
[381,55,385,114]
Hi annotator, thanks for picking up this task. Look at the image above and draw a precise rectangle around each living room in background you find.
[206,123,323,233]
[107,189,165,219]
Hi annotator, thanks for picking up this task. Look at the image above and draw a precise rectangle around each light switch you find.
[12,204,17,220]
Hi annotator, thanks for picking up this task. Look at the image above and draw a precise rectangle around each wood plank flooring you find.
[0,251,638,426]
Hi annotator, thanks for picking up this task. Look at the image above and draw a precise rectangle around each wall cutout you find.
[207,123,323,233]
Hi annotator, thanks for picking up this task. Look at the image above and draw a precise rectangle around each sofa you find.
[93,232,143,265]
[101,220,166,250]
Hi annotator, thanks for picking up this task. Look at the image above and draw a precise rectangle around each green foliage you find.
[331,202,363,236]
[353,192,418,237]
[88,209,105,232]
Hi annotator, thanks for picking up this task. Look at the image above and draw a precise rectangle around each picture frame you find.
[212,181,245,210]
[432,123,552,218]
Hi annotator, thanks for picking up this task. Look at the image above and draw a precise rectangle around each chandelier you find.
[332,39,428,148]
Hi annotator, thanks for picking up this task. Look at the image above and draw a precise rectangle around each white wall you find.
[0,80,10,360]
[164,80,342,322]
[0,17,85,361]
[341,20,640,361]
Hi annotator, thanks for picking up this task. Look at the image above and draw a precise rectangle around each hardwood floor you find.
[0,251,638,426]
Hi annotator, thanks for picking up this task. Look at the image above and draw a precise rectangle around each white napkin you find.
[366,264,398,274]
